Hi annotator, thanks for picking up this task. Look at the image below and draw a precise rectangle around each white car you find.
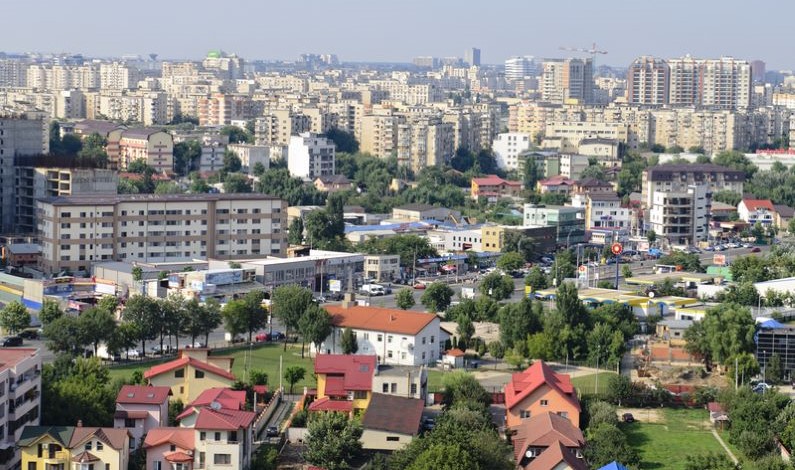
[126,349,142,358]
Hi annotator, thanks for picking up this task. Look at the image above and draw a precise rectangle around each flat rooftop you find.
[0,348,38,372]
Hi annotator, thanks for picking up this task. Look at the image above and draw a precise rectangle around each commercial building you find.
[647,184,710,246]
[392,203,461,223]
[0,348,41,470]
[492,132,532,171]
[481,224,557,254]
[287,132,335,180]
[0,114,48,232]
[37,193,287,275]
[505,56,537,81]
[641,164,744,210]
[523,204,586,246]
[363,255,401,283]
[464,47,481,67]
[571,192,631,230]
[626,56,670,105]
[755,325,795,382]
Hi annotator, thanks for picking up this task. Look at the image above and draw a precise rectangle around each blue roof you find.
[344,221,431,233]
[759,319,787,329]
[598,462,630,470]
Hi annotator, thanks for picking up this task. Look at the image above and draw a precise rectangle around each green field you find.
[625,408,728,469]
[571,372,617,396]
[107,343,317,391]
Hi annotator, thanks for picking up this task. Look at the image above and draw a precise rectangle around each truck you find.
[359,284,386,296]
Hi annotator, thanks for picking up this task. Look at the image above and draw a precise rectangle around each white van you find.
[360,284,386,296]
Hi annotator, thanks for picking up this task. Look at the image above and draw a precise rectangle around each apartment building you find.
[363,255,401,282]
[523,204,586,246]
[0,348,41,470]
[641,164,744,209]
[254,109,311,146]
[668,56,752,109]
[107,128,174,172]
[571,192,631,230]
[99,62,140,90]
[360,114,401,158]
[0,113,48,232]
[397,117,454,172]
[492,132,532,171]
[546,121,630,148]
[648,184,710,246]
[287,132,335,179]
[541,58,594,104]
[37,193,287,275]
[626,56,670,105]
[226,144,270,173]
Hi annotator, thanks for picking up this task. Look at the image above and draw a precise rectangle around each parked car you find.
[314,296,327,303]
[413,283,427,290]
[1,336,23,347]
[751,247,761,253]
[149,345,173,356]
[125,349,143,359]
[19,329,38,340]
[622,413,635,423]
[422,417,436,431]
[265,426,279,437]
[753,382,771,393]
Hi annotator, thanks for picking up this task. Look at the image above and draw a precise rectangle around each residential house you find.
[5,243,41,267]
[19,425,131,470]
[181,407,255,470]
[114,385,172,450]
[509,411,586,470]
[774,204,795,230]
[504,361,581,428]
[308,354,376,414]
[738,199,775,226]
[360,393,424,451]
[573,178,614,196]
[371,365,427,401]
[143,427,195,470]
[18,426,73,470]
[470,175,523,202]
[442,348,465,369]
[536,176,575,195]
[523,441,588,470]
[313,175,355,193]
[315,304,443,366]
[0,348,41,470]
[144,349,236,403]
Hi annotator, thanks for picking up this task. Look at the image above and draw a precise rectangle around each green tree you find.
[220,125,253,144]
[122,295,160,353]
[358,234,438,268]
[288,217,304,245]
[713,190,743,207]
[496,251,524,272]
[766,352,783,385]
[526,331,556,360]
[584,422,640,468]
[173,140,202,175]
[441,371,491,407]
[44,315,88,356]
[39,299,64,326]
[487,341,505,359]
[61,134,83,155]
[0,301,31,335]
[498,298,542,348]
[586,400,619,428]
[41,357,116,426]
[604,375,632,406]
[456,315,474,351]
[524,267,549,291]
[340,327,358,354]
[78,133,109,167]
[298,304,332,358]
[580,164,606,181]
[79,306,117,356]
[325,128,359,153]
[395,288,416,310]
[407,443,479,470]
[272,285,314,350]
[222,150,243,173]
[283,366,306,395]
[154,181,183,194]
[223,173,252,193]
[421,282,454,313]
[222,290,266,343]
[304,412,363,470]
[479,272,514,301]
[657,251,704,272]
[714,150,757,177]
[622,265,633,279]
[646,230,657,244]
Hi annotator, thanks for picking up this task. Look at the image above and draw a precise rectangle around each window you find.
[28,463,36,470]
[153,462,162,470]
[353,390,368,399]
[174,369,184,378]
[386,436,400,442]
[85,442,92,451]
[387,350,393,358]
[179,386,184,394]
[520,410,531,419]
[213,454,231,465]
[200,432,206,441]
[410,383,417,396]
[229,431,237,442]
[387,335,393,343]
[422,337,426,344]
[199,452,205,468]
[540,400,549,406]
[382,383,389,393]
[124,418,135,427]
[195,370,205,379]
[96,441,103,450]
[390,383,397,393]
[170,445,176,452]
[105,464,110,470]
[377,334,382,342]
[214,432,221,441]
[558,411,569,419]
[430,335,435,343]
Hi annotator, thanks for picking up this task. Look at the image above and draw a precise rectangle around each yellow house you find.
[19,425,130,470]
[144,349,236,403]
[308,354,376,415]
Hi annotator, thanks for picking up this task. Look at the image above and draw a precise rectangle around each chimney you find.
[342,291,356,309]
[77,420,83,427]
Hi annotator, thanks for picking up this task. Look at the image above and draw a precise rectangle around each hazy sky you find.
[3,0,792,69]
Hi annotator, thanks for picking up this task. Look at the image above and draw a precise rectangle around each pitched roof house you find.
[144,427,195,470]
[114,385,172,449]
[510,412,586,469]
[309,354,376,414]
[361,393,424,451]
[18,425,131,470]
[144,349,236,403]
[504,361,581,428]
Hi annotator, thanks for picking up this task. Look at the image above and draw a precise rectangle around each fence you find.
[253,389,282,436]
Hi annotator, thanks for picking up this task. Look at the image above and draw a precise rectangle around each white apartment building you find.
[363,255,401,282]
[99,62,140,90]
[626,56,670,105]
[492,132,532,171]
[37,193,287,275]
[316,304,444,366]
[287,132,335,179]
[505,56,537,81]
[0,348,41,470]
[559,154,590,180]
[641,164,744,210]
[648,184,710,246]
[541,58,594,104]
[571,193,631,230]
[227,144,270,173]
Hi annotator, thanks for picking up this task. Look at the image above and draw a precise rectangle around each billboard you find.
[713,254,727,266]
[329,279,342,293]
[205,270,243,286]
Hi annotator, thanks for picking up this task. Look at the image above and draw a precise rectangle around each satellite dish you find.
[648,291,656,298]
[210,401,222,410]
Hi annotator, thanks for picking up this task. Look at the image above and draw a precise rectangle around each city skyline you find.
[2,0,793,69]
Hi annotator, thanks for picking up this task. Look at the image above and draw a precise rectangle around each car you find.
[622,413,635,423]
[19,329,38,340]
[265,426,279,437]
[753,382,771,394]
[271,331,285,341]
[587,261,600,267]
[742,243,754,248]
[125,349,143,358]
[422,417,436,431]
[314,296,327,303]
[541,256,554,264]
[751,247,761,253]
[413,283,427,290]
[1,336,23,347]
[704,245,715,251]
[149,345,173,355]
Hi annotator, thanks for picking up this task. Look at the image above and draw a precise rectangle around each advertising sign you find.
[329,279,342,293]
[205,270,243,286]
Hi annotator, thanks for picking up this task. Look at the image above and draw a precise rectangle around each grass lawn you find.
[571,372,617,396]
[427,369,445,392]
[625,408,727,470]
[107,343,317,391]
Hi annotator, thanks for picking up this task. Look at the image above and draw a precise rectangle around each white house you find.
[738,198,775,226]
[114,385,171,450]
[287,132,335,179]
[492,132,532,171]
[315,303,444,366]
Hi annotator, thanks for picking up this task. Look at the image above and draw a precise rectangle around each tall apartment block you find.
[37,193,287,275]
[667,56,752,108]
[541,58,594,104]
[0,348,41,470]
[0,114,48,233]
[627,56,670,105]
[287,132,336,179]
[648,184,709,246]
[465,47,481,67]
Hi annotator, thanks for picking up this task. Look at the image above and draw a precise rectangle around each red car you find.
[413,283,427,290]
[751,247,761,253]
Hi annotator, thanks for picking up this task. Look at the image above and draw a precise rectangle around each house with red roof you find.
[738,199,776,226]
[509,411,586,469]
[143,427,195,470]
[114,385,172,449]
[471,175,524,202]
[176,388,247,424]
[308,354,376,414]
[504,361,581,428]
[144,349,236,404]
[537,175,575,195]
[317,304,442,366]
[184,407,256,470]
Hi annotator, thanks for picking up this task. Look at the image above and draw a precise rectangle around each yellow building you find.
[308,354,376,415]
[19,426,130,470]
[144,349,236,403]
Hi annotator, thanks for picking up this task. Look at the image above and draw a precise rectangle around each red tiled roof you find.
[473,175,522,187]
[164,451,194,463]
[742,199,775,211]
[538,176,574,186]
[362,394,424,435]
[252,385,268,395]
[324,305,438,336]
[510,412,585,462]
[525,441,587,470]
[189,388,246,410]
[143,427,195,450]
[0,348,39,372]
[445,348,465,357]
[504,361,580,412]
[707,402,725,413]
[144,356,235,381]
[308,397,353,412]
[116,385,172,405]
[193,407,255,430]
[314,354,376,392]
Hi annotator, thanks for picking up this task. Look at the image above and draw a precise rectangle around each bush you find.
[291,409,308,427]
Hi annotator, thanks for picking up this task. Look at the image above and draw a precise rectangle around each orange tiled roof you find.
[143,356,235,381]
[504,361,580,412]
[324,305,437,336]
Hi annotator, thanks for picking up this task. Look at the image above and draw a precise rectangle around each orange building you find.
[504,361,581,428]
[471,175,523,202]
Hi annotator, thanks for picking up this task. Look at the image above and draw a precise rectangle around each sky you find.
[2,0,793,70]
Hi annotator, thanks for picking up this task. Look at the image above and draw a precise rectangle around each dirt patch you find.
[618,407,664,423]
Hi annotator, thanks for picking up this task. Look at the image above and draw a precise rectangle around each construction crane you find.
[558,42,608,65]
